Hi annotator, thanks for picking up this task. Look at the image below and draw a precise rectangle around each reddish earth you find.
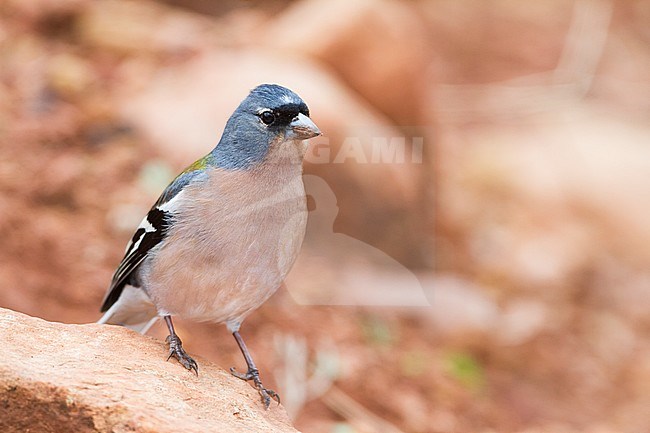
[1,1,649,432]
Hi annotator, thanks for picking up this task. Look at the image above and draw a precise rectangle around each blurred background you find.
[1,0,649,432]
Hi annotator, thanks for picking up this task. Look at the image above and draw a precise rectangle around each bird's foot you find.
[230,367,280,408]
[165,334,198,375]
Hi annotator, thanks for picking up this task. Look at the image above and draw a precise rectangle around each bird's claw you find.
[230,367,280,408]
[166,334,198,375]
[229,366,254,381]
[259,387,280,408]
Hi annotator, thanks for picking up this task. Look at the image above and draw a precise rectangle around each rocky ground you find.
[0,307,299,433]
[1,1,649,432]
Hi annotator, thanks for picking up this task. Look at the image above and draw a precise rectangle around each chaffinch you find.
[99,84,321,407]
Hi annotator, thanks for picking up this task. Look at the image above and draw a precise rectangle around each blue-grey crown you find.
[210,84,309,170]
[239,84,306,113]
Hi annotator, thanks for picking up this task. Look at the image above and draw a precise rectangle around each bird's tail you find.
[97,285,159,334]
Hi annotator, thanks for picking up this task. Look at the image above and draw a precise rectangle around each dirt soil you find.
[1,1,649,433]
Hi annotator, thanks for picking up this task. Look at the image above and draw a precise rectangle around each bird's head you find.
[213,84,321,169]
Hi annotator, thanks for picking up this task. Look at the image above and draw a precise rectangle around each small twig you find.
[435,0,614,122]
[321,386,406,433]
[273,333,339,417]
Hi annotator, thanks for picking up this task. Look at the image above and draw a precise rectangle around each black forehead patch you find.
[269,102,310,125]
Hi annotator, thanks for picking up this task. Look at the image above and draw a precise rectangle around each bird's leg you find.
[230,331,280,408]
[164,315,198,375]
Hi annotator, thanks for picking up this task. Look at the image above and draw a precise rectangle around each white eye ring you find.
[259,110,276,125]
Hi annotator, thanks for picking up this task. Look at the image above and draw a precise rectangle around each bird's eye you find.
[259,110,276,125]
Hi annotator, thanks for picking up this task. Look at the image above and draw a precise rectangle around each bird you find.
[98,84,321,408]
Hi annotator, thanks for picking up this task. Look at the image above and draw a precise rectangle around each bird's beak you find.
[287,113,321,140]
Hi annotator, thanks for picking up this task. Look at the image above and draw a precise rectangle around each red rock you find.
[0,308,299,433]
[75,0,214,55]
[264,0,430,125]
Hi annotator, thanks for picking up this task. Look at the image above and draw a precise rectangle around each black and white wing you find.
[100,168,206,312]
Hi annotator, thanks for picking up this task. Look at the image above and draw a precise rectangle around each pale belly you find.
[141,169,307,325]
